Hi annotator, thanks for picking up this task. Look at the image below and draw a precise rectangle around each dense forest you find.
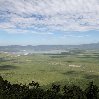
[0,76,99,99]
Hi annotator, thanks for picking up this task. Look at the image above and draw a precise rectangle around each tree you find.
[63,85,86,99]
[85,82,99,99]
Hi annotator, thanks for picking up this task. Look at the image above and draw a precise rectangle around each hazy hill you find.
[0,43,99,53]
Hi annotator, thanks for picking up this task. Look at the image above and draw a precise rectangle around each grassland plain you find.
[0,50,99,89]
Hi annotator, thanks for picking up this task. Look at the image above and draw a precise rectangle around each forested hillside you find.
[0,76,99,99]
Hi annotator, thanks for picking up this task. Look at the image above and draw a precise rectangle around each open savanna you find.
[0,50,99,89]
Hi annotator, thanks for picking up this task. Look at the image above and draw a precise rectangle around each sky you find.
[0,0,99,45]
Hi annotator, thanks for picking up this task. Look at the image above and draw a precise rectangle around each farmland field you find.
[0,50,99,89]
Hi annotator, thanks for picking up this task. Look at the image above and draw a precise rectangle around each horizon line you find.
[0,42,99,46]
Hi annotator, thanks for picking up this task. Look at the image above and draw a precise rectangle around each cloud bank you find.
[0,0,99,33]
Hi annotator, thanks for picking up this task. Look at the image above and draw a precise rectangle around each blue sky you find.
[0,0,99,45]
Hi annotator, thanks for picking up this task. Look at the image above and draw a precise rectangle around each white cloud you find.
[64,34,89,38]
[0,0,99,34]
[4,28,54,35]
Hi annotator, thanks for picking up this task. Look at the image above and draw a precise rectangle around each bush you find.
[0,76,99,99]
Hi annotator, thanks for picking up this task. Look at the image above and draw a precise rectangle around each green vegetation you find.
[0,50,99,90]
[0,76,99,99]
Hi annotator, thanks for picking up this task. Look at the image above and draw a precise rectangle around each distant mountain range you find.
[0,43,99,53]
